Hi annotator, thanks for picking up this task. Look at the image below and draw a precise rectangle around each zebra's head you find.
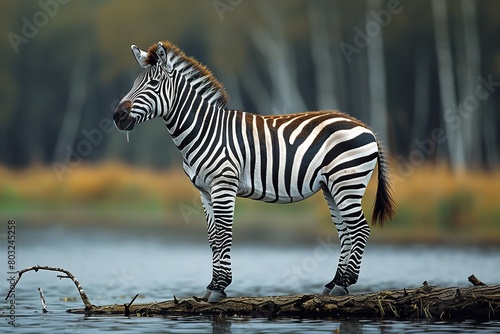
[113,42,172,131]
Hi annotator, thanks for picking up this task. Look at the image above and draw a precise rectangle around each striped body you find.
[176,110,378,204]
[113,41,395,302]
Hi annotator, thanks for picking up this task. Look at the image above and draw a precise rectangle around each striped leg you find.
[202,180,237,303]
[321,189,351,295]
[334,207,370,294]
[199,192,218,301]
[322,170,373,295]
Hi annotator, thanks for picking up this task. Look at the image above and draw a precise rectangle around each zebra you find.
[113,41,395,303]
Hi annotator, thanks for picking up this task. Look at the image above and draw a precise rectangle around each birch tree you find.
[308,0,338,110]
[366,0,389,145]
[249,1,307,114]
[432,0,465,171]
[53,46,90,163]
[411,47,431,153]
[457,0,481,168]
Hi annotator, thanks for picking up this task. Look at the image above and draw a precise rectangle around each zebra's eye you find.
[149,79,160,86]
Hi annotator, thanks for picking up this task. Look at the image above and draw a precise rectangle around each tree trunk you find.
[308,1,338,110]
[366,0,389,145]
[411,47,431,155]
[250,2,307,114]
[52,46,90,162]
[236,60,273,113]
[482,99,498,170]
[68,283,500,321]
[432,0,465,171]
[458,0,482,168]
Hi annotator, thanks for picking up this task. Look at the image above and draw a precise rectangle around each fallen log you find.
[6,266,499,321]
[68,282,500,321]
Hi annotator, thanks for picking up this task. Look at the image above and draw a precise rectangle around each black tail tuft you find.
[372,142,396,227]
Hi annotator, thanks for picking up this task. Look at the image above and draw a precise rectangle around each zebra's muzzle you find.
[113,100,136,131]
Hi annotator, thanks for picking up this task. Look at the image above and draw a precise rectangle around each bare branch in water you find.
[5,265,93,310]
[38,287,48,313]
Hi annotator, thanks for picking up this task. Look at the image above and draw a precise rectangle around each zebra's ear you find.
[131,45,149,68]
[156,42,171,71]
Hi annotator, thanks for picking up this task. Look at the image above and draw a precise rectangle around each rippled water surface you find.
[1,226,499,333]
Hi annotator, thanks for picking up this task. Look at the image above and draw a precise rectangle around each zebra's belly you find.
[236,177,321,203]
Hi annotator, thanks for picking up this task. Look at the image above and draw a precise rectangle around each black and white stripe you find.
[113,41,395,302]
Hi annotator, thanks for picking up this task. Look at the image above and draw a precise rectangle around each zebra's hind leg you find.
[331,206,370,296]
[321,187,351,296]
[321,174,372,296]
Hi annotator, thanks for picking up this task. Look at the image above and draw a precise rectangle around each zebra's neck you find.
[163,77,227,161]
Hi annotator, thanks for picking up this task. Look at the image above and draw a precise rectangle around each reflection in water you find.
[338,320,363,334]
[211,316,231,334]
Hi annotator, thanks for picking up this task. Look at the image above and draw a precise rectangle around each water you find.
[1,226,499,333]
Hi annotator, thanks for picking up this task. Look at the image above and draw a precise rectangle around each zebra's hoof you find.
[321,287,332,296]
[330,285,349,296]
[199,289,212,302]
[207,290,227,303]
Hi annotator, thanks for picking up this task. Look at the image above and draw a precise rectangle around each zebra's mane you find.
[145,41,229,108]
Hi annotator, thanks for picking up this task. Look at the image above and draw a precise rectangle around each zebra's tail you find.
[372,142,396,227]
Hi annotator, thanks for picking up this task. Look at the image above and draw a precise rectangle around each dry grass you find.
[368,163,500,243]
[0,162,193,205]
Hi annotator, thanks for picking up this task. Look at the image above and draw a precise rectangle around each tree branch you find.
[4,265,93,310]
[468,274,486,286]
[38,287,48,313]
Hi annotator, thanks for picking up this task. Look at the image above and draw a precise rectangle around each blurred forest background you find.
[1,0,499,244]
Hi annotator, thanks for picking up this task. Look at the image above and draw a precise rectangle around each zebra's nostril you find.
[113,100,133,122]
[118,108,128,120]
[113,109,125,123]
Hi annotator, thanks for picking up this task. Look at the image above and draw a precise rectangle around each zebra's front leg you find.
[199,192,219,302]
[201,182,237,303]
